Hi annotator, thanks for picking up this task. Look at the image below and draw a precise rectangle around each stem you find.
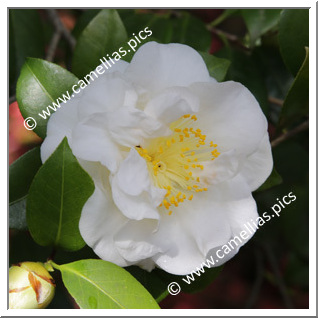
[268,96,284,107]
[271,120,309,148]
[46,9,76,50]
[46,30,62,62]
[47,260,61,271]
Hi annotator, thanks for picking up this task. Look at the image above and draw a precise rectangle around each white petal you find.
[77,74,138,118]
[240,133,273,191]
[71,117,123,173]
[207,194,259,266]
[196,149,240,186]
[79,185,130,267]
[125,42,211,93]
[40,94,80,162]
[144,87,200,125]
[105,108,169,147]
[111,149,166,220]
[152,175,257,274]
[190,81,268,157]
[114,219,166,263]
[152,195,232,275]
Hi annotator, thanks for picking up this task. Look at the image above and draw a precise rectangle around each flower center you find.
[136,114,220,215]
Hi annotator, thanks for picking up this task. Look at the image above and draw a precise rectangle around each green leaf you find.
[9,9,45,94]
[209,9,238,27]
[9,147,42,230]
[9,147,42,204]
[256,167,283,192]
[279,47,309,129]
[72,9,101,39]
[26,137,95,251]
[126,266,169,303]
[278,9,309,76]
[16,58,79,138]
[54,259,160,309]
[121,11,211,52]
[9,199,27,230]
[217,48,269,115]
[128,264,222,299]
[154,266,223,294]
[72,9,128,78]
[199,52,231,82]
[241,9,282,47]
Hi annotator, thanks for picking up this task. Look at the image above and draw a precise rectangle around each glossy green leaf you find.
[9,199,27,230]
[121,11,211,52]
[27,137,95,251]
[9,9,45,94]
[9,147,42,204]
[256,167,283,192]
[242,9,282,47]
[54,259,160,309]
[9,147,42,230]
[217,48,269,115]
[279,47,309,129]
[72,9,101,39]
[72,9,128,78]
[16,58,79,138]
[200,52,231,82]
[126,266,169,303]
[278,9,309,76]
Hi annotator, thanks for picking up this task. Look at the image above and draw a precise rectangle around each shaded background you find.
[9,9,309,309]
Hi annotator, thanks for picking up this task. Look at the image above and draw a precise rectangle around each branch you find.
[46,30,62,62]
[207,26,250,52]
[46,9,76,50]
[271,120,309,148]
[268,96,284,107]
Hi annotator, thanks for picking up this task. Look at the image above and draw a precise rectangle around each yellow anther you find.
[187,158,191,163]
[192,164,196,168]
[193,185,198,188]
[171,138,176,143]
[174,128,181,132]
[188,171,192,176]
[179,135,184,142]
[187,186,192,190]
[184,165,189,169]
[188,194,193,200]
[203,188,208,191]
[185,176,190,181]
[167,186,171,190]
[166,140,171,147]
[191,151,195,156]
[191,115,197,121]
[196,177,200,182]
[158,146,163,153]
[168,211,173,215]
[183,114,190,118]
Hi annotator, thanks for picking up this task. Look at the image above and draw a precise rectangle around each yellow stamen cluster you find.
[136,114,220,215]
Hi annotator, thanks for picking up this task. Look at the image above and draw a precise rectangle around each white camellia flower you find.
[41,42,273,275]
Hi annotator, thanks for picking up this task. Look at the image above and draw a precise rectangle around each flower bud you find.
[9,262,55,309]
